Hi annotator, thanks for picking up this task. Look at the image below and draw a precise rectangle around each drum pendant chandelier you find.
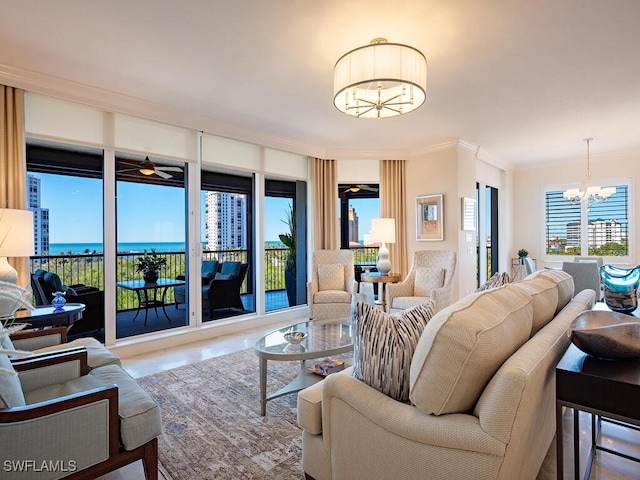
[333,38,427,119]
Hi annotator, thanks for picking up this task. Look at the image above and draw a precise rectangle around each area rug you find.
[137,349,305,479]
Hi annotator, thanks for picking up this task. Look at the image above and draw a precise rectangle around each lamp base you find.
[0,257,18,284]
[376,243,392,276]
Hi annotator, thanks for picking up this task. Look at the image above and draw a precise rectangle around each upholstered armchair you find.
[31,269,105,338]
[0,349,161,480]
[307,250,358,320]
[386,250,457,314]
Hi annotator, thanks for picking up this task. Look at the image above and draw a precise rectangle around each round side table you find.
[360,272,401,309]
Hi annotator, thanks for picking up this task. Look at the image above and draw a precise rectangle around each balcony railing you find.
[29,245,379,311]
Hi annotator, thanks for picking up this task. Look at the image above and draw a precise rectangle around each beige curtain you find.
[380,160,408,277]
[312,157,339,250]
[0,85,29,287]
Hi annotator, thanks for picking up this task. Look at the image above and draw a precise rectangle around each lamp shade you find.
[370,218,396,244]
[334,38,427,118]
[0,208,34,257]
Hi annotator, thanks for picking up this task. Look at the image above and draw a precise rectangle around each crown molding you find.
[0,62,326,159]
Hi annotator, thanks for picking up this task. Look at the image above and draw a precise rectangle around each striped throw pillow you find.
[352,301,435,401]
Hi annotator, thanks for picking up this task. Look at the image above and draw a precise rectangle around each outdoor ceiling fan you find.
[118,156,183,179]
[346,184,378,193]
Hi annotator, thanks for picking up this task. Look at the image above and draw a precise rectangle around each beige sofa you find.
[297,270,595,480]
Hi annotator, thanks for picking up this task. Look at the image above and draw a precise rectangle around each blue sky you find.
[36,174,380,244]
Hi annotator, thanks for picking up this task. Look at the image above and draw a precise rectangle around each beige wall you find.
[512,150,638,269]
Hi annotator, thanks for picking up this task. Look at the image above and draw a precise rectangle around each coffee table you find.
[254,316,353,415]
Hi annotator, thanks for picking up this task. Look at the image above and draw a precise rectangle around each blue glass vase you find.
[600,265,640,314]
[51,291,67,310]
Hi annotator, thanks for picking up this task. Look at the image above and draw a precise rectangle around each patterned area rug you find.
[137,349,305,479]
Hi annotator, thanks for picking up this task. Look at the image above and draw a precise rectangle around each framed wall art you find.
[416,194,444,241]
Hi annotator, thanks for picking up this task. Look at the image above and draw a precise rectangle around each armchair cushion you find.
[220,261,241,277]
[410,286,533,415]
[202,260,219,279]
[389,296,430,311]
[317,263,344,291]
[414,267,445,296]
[43,271,65,293]
[214,273,233,280]
[353,301,435,401]
[0,354,26,408]
[313,290,352,304]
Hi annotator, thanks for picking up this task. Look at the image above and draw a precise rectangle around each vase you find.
[52,291,67,310]
[600,265,640,314]
[143,271,159,284]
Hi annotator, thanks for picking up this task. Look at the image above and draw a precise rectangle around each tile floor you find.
[98,320,640,480]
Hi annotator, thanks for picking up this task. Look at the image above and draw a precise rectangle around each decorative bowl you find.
[283,331,307,344]
[569,310,640,360]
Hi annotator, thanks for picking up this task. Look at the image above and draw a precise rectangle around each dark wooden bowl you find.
[570,310,640,360]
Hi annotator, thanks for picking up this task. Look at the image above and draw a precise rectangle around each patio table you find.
[116,278,185,325]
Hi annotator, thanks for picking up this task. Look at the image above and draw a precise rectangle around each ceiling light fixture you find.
[139,158,156,176]
[563,138,616,209]
[333,38,427,119]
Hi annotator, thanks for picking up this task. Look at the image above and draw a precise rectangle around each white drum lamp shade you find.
[334,38,427,119]
[0,208,34,284]
[371,218,396,276]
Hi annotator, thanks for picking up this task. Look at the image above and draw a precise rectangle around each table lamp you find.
[371,218,396,276]
[0,208,34,284]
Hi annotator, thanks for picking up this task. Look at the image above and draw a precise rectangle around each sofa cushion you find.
[318,264,345,291]
[510,276,558,336]
[414,267,445,296]
[476,272,511,292]
[410,285,533,415]
[89,365,162,451]
[353,301,435,401]
[43,271,65,292]
[525,269,574,313]
[0,354,25,408]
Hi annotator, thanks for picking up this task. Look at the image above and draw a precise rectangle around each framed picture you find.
[416,194,444,241]
[462,197,476,231]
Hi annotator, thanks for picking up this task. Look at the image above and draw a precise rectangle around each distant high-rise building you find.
[205,192,247,250]
[27,174,49,255]
[348,205,359,244]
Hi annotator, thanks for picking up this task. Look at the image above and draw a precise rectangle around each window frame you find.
[542,178,633,264]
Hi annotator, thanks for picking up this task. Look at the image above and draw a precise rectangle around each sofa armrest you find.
[319,372,504,457]
[10,326,67,350]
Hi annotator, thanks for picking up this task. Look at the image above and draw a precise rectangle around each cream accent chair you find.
[307,250,358,319]
[386,250,457,314]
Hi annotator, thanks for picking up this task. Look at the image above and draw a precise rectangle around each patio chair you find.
[207,262,249,317]
[31,269,105,338]
[174,260,219,308]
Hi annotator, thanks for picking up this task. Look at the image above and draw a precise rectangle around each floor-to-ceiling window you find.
[476,182,499,286]
[115,154,188,338]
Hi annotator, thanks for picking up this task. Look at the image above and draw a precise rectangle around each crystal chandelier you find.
[563,138,615,209]
[333,38,427,119]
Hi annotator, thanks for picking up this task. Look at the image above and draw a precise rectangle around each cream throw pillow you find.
[414,267,445,296]
[317,264,345,291]
[510,276,558,336]
[409,286,533,415]
[353,301,435,401]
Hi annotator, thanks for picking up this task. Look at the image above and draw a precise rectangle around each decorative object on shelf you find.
[600,264,640,314]
[333,38,427,119]
[517,249,528,264]
[370,218,396,276]
[416,194,444,241]
[136,248,166,284]
[306,358,345,376]
[0,208,35,285]
[0,281,34,321]
[563,138,616,209]
[570,310,640,359]
[51,291,66,310]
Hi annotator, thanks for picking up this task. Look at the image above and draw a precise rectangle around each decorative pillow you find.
[318,264,344,291]
[409,286,533,415]
[0,354,25,409]
[476,272,511,292]
[214,273,232,280]
[526,269,574,313]
[414,267,445,297]
[352,301,435,401]
[220,261,241,277]
[510,276,558,336]
[201,260,219,278]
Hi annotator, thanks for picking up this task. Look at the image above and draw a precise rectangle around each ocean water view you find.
[48,241,285,255]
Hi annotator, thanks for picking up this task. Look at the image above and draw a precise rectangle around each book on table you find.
[306,358,345,376]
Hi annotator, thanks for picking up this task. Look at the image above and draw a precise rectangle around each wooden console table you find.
[556,343,640,479]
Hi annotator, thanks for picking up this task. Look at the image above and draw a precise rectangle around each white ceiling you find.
[1,0,639,168]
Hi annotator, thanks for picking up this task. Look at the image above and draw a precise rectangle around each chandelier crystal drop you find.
[562,138,616,209]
